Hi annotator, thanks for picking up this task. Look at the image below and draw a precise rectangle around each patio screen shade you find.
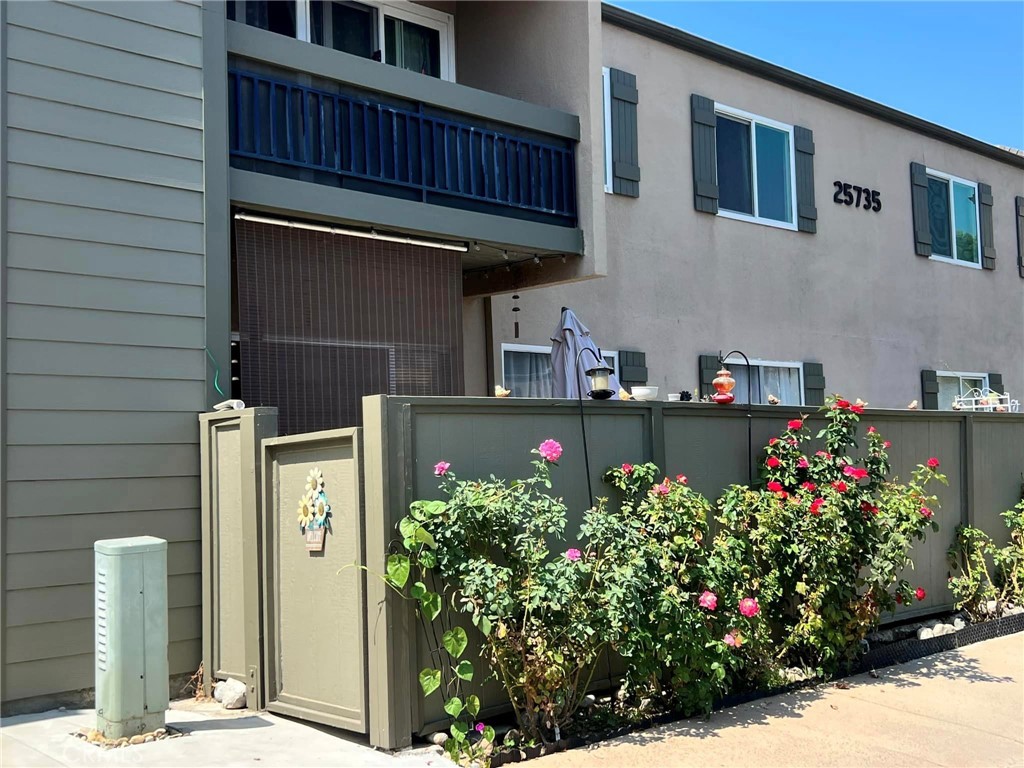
[234,218,464,434]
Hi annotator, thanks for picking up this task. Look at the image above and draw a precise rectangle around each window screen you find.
[234,218,464,434]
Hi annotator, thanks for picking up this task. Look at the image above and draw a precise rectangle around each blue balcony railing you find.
[229,69,577,224]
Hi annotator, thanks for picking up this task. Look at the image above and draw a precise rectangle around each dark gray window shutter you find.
[910,162,932,257]
[609,68,639,197]
[698,354,719,398]
[978,182,996,270]
[989,372,1004,394]
[1016,196,1024,278]
[618,351,648,388]
[921,369,939,410]
[794,126,817,233]
[691,94,718,213]
[802,362,826,406]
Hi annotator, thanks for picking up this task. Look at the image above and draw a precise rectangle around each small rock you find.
[868,629,895,643]
[154,728,167,737]
[129,735,146,745]
[143,735,155,743]
[217,677,247,710]
[783,667,808,683]
[932,624,956,637]
[428,731,448,746]
[580,694,597,709]
[115,737,129,747]
[953,618,966,630]
[58,706,66,712]
[985,600,999,615]
[917,627,934,640]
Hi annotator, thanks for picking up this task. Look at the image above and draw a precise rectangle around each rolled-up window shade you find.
[234,218,464,434]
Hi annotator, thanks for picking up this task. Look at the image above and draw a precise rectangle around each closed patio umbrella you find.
[550,307,620,399]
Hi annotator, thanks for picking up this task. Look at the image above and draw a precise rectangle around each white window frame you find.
[255,1,456,81]
[501,343,619,392]
[723,355,804,405]
[936,370,989,409]
[714,104,798,232]
[925,168,982,270]
[602,67,613,194]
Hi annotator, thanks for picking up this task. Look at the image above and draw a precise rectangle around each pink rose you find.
[676,474,688,485]
[622,463,634,474]
[739,597,760,617]
[867,426,877,434]
[565,548,582,562]
[920,506,933,520]
[538,439,563,462]
[843,465,869,481]
[434,461,451,476]
[699,590,718,611]
[797,457,809,469]
[654,479,671,496]
[723,632,738,647]
[475,722,486,734]
[927,457,940,469]
[883,440,892,449]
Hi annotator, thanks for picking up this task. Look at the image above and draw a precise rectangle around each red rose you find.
[767,481,783,493]
[867,426,877,434]
[801,481,817,491]
[927,457,940,469]
[676,474,688,485]
[809,497,825,515]
[835,399,851,409]
[831,480,848,493]
[883,440,892,449]
[766,456,781,469]
[895,594,903,605]
[622,463,634,474]
[850,404,865,414]
[843,465,869,481]
[915,587,926,601]
[768,437,779,446]
[788,419,803,430]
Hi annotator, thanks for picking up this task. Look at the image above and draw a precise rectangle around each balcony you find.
[229,68,577,228]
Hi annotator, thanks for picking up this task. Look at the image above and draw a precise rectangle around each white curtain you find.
[503,350,553,397]
[730,364,802,405]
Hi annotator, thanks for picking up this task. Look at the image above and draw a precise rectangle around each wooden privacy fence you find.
[199,397,1024,749]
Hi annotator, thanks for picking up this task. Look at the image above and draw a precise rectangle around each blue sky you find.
[612,2,1024,149]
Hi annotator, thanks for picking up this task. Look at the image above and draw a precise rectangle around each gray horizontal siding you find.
[6,543,200,590]
[6,510,202,557]
[7,2,202,66]
[6,342,205,381]
[5,640,201,701]
[8,164,204,222]
[2,0,206,705]
[6,269,204,317]
[6,607,201,663]
[6,94,203,160]
[6,234,205,285]
[7,477,200,518]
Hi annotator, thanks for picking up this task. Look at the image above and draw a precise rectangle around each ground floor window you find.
[723,356,803,405]
[937,371,988,410]
[502,343,618,398]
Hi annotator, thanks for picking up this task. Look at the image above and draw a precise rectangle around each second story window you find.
[926,169,981,267]
[230,1,454,81]
[715,105,796,229]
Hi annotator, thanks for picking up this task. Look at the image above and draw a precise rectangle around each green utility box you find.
[94,536,169,739]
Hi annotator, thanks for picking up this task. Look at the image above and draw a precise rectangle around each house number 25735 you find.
[833,181,881,211]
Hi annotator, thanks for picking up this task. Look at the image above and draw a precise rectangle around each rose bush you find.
[948,500,1024,619]
[705,396,945,679]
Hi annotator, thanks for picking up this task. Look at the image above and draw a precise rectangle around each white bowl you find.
[631,386,659,401]
[666,393,681,402]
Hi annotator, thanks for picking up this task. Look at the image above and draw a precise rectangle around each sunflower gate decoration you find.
[296,467,332,552]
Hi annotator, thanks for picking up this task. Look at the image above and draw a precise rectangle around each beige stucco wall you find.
[462,297,488,396]
[456,1,607,285]
[489,21,1024,409]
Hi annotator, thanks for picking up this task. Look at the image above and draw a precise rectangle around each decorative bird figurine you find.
[618,388,633,401]
[766,393,781,405]
[855,398,868,408]
[494,385,511,398]
[907,399,919,410]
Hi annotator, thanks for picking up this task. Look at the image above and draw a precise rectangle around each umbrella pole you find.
[575,346,597,508]
[720,349,754,486]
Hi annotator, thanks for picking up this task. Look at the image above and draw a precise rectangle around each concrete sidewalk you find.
[2,634,1022,768]
[542,633,1024,768]
[0,701,445,768]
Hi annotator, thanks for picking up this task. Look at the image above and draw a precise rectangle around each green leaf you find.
[398,517,419,541]
[442,627,468,659]
[420,590,441,621]
[443,696,464,718]
[482,725,496,743]
[419,549,438,569]
[386,554,410,588]
[411,581,427,600]
[418,668,441,696]
[476,615,492,637]
[414,526,437,549]
[456,660,474,681]
[796,581,808,595]
[423,499,447,517]
[450,721,468,743]
[465,694,480,717]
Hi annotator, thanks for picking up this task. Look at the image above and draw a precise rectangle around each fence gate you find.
[261,428,367,732]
